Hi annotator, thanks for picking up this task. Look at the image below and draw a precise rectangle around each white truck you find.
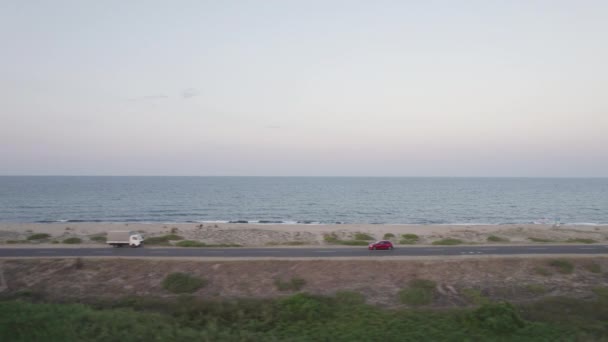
[106,231,144,247]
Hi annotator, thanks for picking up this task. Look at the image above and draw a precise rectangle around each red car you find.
[368,240,394,250]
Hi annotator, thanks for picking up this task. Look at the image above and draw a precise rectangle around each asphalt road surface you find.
[1,245,607,258]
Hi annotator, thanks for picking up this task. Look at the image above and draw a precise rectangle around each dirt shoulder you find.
[1,256,607,308]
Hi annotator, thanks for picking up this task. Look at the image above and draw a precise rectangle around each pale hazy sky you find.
[1,1,607,176]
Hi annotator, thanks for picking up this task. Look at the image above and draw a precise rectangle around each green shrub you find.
[467,302,526,334]
[162,272,206,294]
[337,240,369,246]
[548,259,574,274]
[90,235,106,243]
[284,241,307,246]
[27,233,51,240]
[462,288,490,305]
[175,240,205,247]
[487,235,509,242]
[383,233,395,240]
[354,233,374,240]
[400,233,420,244]
[274,277,307,291]
[526,284,547,295]
[592,287,608,299]
[584,263,601,273]
[432,238,463,245]
[62,237,82,244]
[323,233,369,245]
[323,233,339,243]
[399,279,437,306]
[566,238,597,244]
[334,291,366,305]
[145,234,184,245]
[533,267,552,276]
[528,237,553,243]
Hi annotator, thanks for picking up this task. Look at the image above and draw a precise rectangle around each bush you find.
[432,238,463,245]
[6,240,28,244]
[90,236,106,243]
[526,284,547,295]
[323,233,339,243]
[354,233,374,241]
[467,302,526,334]
[334,291,366,306]
[274,278,306,291]
[162,273,206,294]
[62,237,82,244]
[336,240,369,246]
[566,238,597,244]
[400,234,420,244]
[462,288,490,305]
[323,233,369,245]
[533,267,552,276]
[528,237,553,243]
[27,233,51,240]
[548,259,574,274]
[175,240,206,247]
[487,235,509,242]
[145,234,184,245]
[383,233,395,240]
[584,263,601,273]
[399,279,437,306]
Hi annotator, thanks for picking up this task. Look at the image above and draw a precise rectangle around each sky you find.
[1,1,607,176]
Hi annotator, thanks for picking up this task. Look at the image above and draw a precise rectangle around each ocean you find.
[0,176,606,225]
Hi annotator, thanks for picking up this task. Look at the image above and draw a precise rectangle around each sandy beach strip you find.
[0,222,606,247]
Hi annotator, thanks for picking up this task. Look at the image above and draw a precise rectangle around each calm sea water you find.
[0,177,607,225]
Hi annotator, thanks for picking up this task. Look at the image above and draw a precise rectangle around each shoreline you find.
[1,222,607,247]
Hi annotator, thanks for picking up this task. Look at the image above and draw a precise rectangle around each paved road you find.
[0,245,607,258]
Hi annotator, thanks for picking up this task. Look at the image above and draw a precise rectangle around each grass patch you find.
[90,235,107,243]
[432,238,463,245]
[533,267,552,276]
[145,234,184,245]
[2,294,601,341]
[336,240,369,246]
[383,233,395,240]
[162,272,206,294]
[592,287,608,299]
[5,240,28,244]
[175,240,206,247]
[283,241,308,246]
[565,238,597,244]
[354,233,374,240]
[584,263,601,273]
[274,278,306,291]
[175,240,242,247]
[548,259,574,274]
[334,291,366,305]
[528,237,554,243]
[62,237,82,244]
[525,284,548,295]
[27,233,51,240]
[399,234,420,244]
[487,235,509,242]
[461,288,490,305]
[399,279,437,306]
[324,233,370,246]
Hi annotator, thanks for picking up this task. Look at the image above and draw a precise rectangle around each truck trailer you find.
[106,231,144,247]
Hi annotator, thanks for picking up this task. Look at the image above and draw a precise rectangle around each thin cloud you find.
[182,88,198,99]
[127,95,169,101]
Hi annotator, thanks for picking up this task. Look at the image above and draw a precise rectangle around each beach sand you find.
[1,222,606,247]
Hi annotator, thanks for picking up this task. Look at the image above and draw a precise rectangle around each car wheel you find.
[389,246,393,250]
[372,247,376,250]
